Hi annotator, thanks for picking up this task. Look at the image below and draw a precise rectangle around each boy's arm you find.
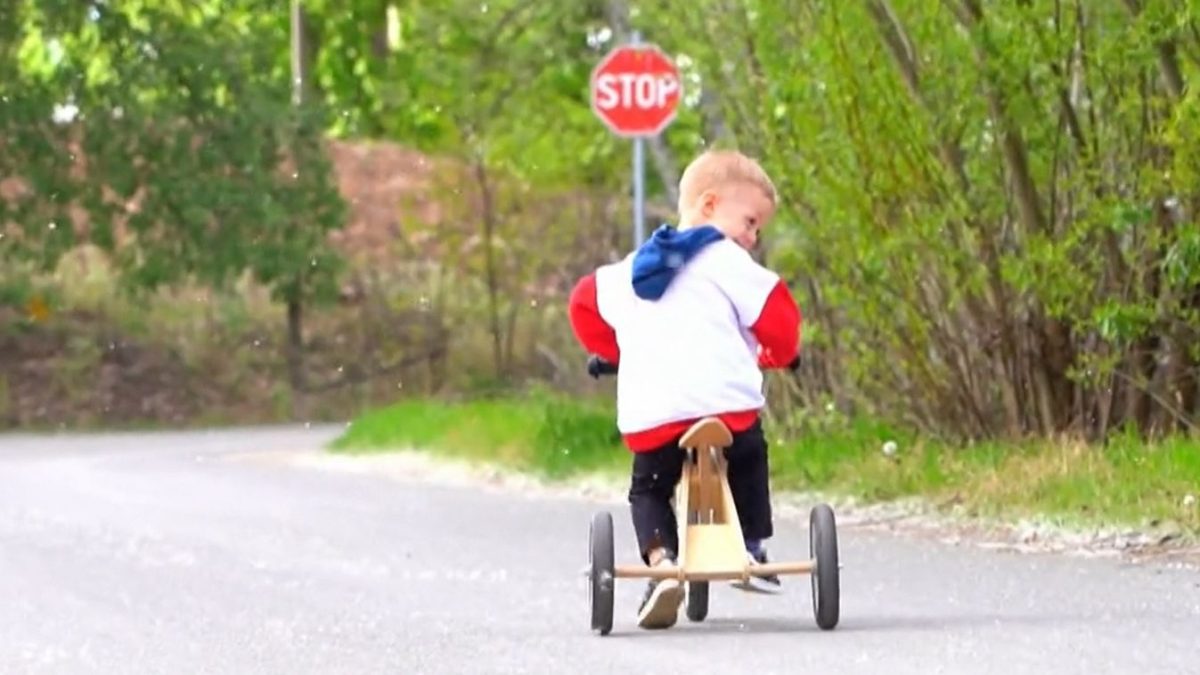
[712,245,801,369]
[568,272,620,363]
[752,281,802,369]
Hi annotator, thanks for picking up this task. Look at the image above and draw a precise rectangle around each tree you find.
[300,0,640,381]
[1,0,347,408]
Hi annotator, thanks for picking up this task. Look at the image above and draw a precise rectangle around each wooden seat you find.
[678,417,733,450]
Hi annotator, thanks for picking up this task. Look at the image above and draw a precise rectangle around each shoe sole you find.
[637,580,684,629]
[730,578,783,594]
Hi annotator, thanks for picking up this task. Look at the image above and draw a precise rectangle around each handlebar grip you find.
[587,355,619,378]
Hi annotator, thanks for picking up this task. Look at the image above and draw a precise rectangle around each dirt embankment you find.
[1,139,442,430]
[0,310,204,429]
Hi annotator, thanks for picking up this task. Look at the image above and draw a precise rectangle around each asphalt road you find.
[1,425,1197,674]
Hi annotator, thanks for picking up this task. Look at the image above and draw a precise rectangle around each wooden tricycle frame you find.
[613,418,817,583]
[587,401,841,635]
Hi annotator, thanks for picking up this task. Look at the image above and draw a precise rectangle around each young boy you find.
[567,149,802,630]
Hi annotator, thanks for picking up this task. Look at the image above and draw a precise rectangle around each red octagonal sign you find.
[590,43,682,138]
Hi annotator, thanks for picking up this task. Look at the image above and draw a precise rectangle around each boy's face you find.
[697,182,775,251]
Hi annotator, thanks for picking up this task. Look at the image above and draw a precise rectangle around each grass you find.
[331,390,627,479]
[332,393,1200,537]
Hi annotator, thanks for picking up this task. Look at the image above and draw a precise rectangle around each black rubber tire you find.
[809,503,840,630]
[589,511,615,635]
[681,505,708,622]
[685,581,709,622]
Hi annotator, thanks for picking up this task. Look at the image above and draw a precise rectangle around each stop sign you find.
[590,43,682,138]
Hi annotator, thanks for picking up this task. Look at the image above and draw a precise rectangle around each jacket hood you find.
[631,224,725,300]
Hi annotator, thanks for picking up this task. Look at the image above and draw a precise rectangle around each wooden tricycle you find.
[584,356,841,635]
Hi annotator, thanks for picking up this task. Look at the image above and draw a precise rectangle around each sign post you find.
[590,33,682,248]
[632,34,645,247]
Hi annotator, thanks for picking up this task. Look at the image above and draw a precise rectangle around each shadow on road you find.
[829,611,1085,633]
[606,611,1086,638]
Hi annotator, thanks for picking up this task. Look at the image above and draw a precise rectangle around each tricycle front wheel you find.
[589,511,615,635]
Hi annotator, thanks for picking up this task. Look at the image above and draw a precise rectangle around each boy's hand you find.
[756,345,780,368]
[757,345,801,372]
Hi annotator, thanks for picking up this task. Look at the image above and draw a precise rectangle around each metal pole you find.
[634,139,645,246]
[631,30,646,248]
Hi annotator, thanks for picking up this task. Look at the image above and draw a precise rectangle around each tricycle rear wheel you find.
[809,503,840,630]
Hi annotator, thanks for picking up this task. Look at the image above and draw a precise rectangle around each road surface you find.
[1,425,1196,674]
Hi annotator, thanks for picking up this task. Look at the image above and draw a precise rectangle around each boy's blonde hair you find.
[677,149,778,223]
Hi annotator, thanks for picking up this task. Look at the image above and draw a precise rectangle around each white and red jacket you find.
[568,225,801,452]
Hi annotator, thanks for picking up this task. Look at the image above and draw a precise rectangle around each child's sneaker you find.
[636,554,684,629]
[731,547,782,594]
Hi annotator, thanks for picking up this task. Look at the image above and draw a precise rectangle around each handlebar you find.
[586,353,800,379]
[586,355,620,378]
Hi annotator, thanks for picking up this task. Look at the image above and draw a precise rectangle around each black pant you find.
[628,419,772,564]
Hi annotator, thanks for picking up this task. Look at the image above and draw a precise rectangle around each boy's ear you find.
[700,190,718,217]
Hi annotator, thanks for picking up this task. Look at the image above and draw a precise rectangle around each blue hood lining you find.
[631,224,724,300]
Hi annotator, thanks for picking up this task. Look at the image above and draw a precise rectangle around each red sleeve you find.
[752,280,801,369]
[568,272,620,363]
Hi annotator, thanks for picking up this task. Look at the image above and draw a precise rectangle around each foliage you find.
[8,0,1200,446]
[0,0,345,306]
[633,0,1200,441]
[298,0,638,378]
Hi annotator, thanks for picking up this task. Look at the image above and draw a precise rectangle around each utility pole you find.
[286,0,309,410]
[291,0,305,106]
